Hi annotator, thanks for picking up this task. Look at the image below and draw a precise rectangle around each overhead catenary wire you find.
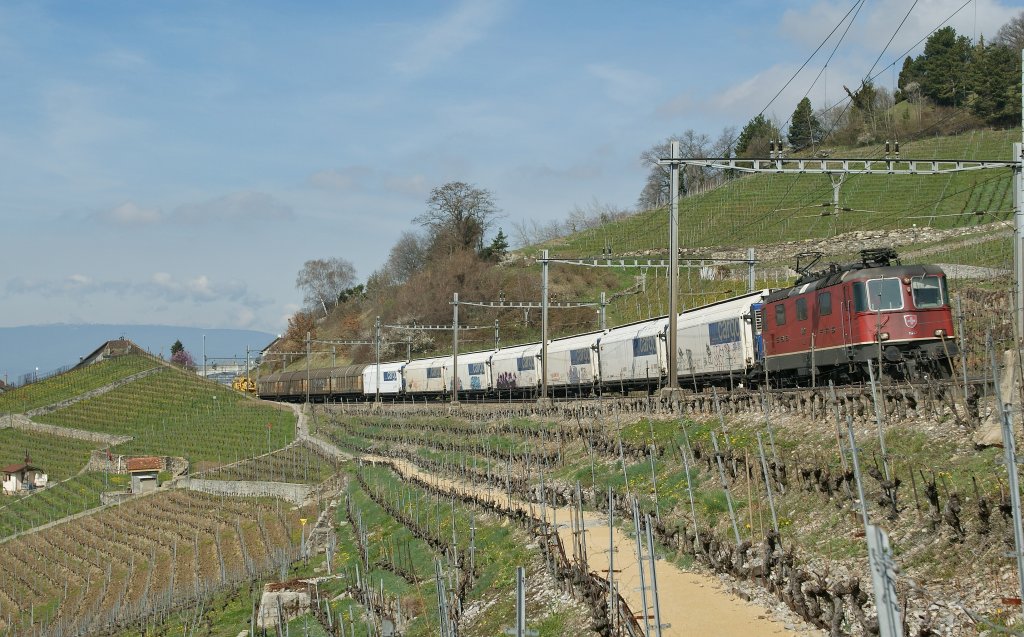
[757,0,865,118]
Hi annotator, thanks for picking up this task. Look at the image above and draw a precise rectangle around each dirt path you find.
[358,453,819,637]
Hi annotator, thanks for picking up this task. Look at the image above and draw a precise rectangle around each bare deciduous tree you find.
[511,199,632,247]
[637,127,737,210]
[996,11,1024,52]
[295,257,357,316]
[416,182,500,253]
[385,231,429,284]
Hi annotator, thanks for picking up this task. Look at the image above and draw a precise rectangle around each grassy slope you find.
[541,128,1019,258]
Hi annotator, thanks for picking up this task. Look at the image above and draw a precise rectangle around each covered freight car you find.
[599,318,667,394]
[489,343,541,399]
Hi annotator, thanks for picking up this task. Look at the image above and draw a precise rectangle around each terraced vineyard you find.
[315,404,1015,634]
[0,490,305,636]
[0,428,97,480]
[36,367,295,464]
[0,355,161,414]
[0,430,109,538]
[0,473,110,538]
[544,128,1021,259]
[199,442,337,484]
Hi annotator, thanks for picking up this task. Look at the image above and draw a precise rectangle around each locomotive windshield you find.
[853,278,904,312]
[911,275,946,308]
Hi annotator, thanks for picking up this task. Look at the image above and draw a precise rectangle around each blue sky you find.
[2,0,1021,333]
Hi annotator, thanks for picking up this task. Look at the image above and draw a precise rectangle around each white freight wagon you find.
[545,332,602,395]
[599,318,668,393]
[489,343,541,397]
[454,350,493,395]
[362,361,406,398]
[403,356,448,395]
[676,290,769,387]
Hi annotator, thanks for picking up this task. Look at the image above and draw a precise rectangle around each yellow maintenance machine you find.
[232,376,256,394]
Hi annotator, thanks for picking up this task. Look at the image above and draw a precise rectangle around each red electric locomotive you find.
[761,249,956,384]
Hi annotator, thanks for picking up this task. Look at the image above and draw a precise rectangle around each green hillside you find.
[0,354,161,413]
[542,128,1019,261]
[37,366,295,465]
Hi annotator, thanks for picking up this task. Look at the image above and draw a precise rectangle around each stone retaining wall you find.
[84,451,188,476]
[0,413,132,445]
[176,478,312,505]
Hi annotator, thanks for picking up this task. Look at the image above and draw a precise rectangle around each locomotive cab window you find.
[817,291,832,316]
[774,303,786,326]
[795,298,808,321]
[911,275,945,309]
[865,278,904,311]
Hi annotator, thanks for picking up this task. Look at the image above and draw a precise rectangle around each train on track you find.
[257,249,957,402]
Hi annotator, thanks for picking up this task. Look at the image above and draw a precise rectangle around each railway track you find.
[281,376,992,426]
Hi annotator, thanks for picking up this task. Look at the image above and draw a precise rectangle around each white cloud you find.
[308,166,373,191]
[7,272,270,312]
[383,174,428,196]
[586,63,657,104]
[710,64,806,119]
[94,48,148,71]
[101,201,163,225]
[95,192,294,226]
[393,0,506,74]
[66,273,92,287]
[173,191,294,223]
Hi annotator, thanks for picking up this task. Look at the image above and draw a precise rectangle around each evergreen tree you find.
[480,228,509,261]
[919,26,972,106]
[969,41,1021,125]
[896,56,921,101]
[735,114,779,157]
[787,98,823,150]
[170,340,184,355]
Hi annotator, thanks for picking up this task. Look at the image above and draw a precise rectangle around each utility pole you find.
[375,316,382,404]
[599,291,607,330]
[452,293,459,405]
[666,140,680,393]
[494,319,500,351]
[992,335,1024,623]
[541,250,550,401]
[1016,140,1024,341]
[202,334,207,379]
[305,331,311,405]
[1018,48,1024,339]
[747,248,756,293]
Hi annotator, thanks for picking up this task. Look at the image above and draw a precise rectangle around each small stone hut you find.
[127,456,162,494]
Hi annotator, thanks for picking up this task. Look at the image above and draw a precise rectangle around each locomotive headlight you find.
[879,332,890,341]
[934,329,946,337]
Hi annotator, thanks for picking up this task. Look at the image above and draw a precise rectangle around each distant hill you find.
[0,324,275,384]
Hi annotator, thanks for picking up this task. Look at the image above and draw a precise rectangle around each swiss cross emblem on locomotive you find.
[903,315,918,328]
